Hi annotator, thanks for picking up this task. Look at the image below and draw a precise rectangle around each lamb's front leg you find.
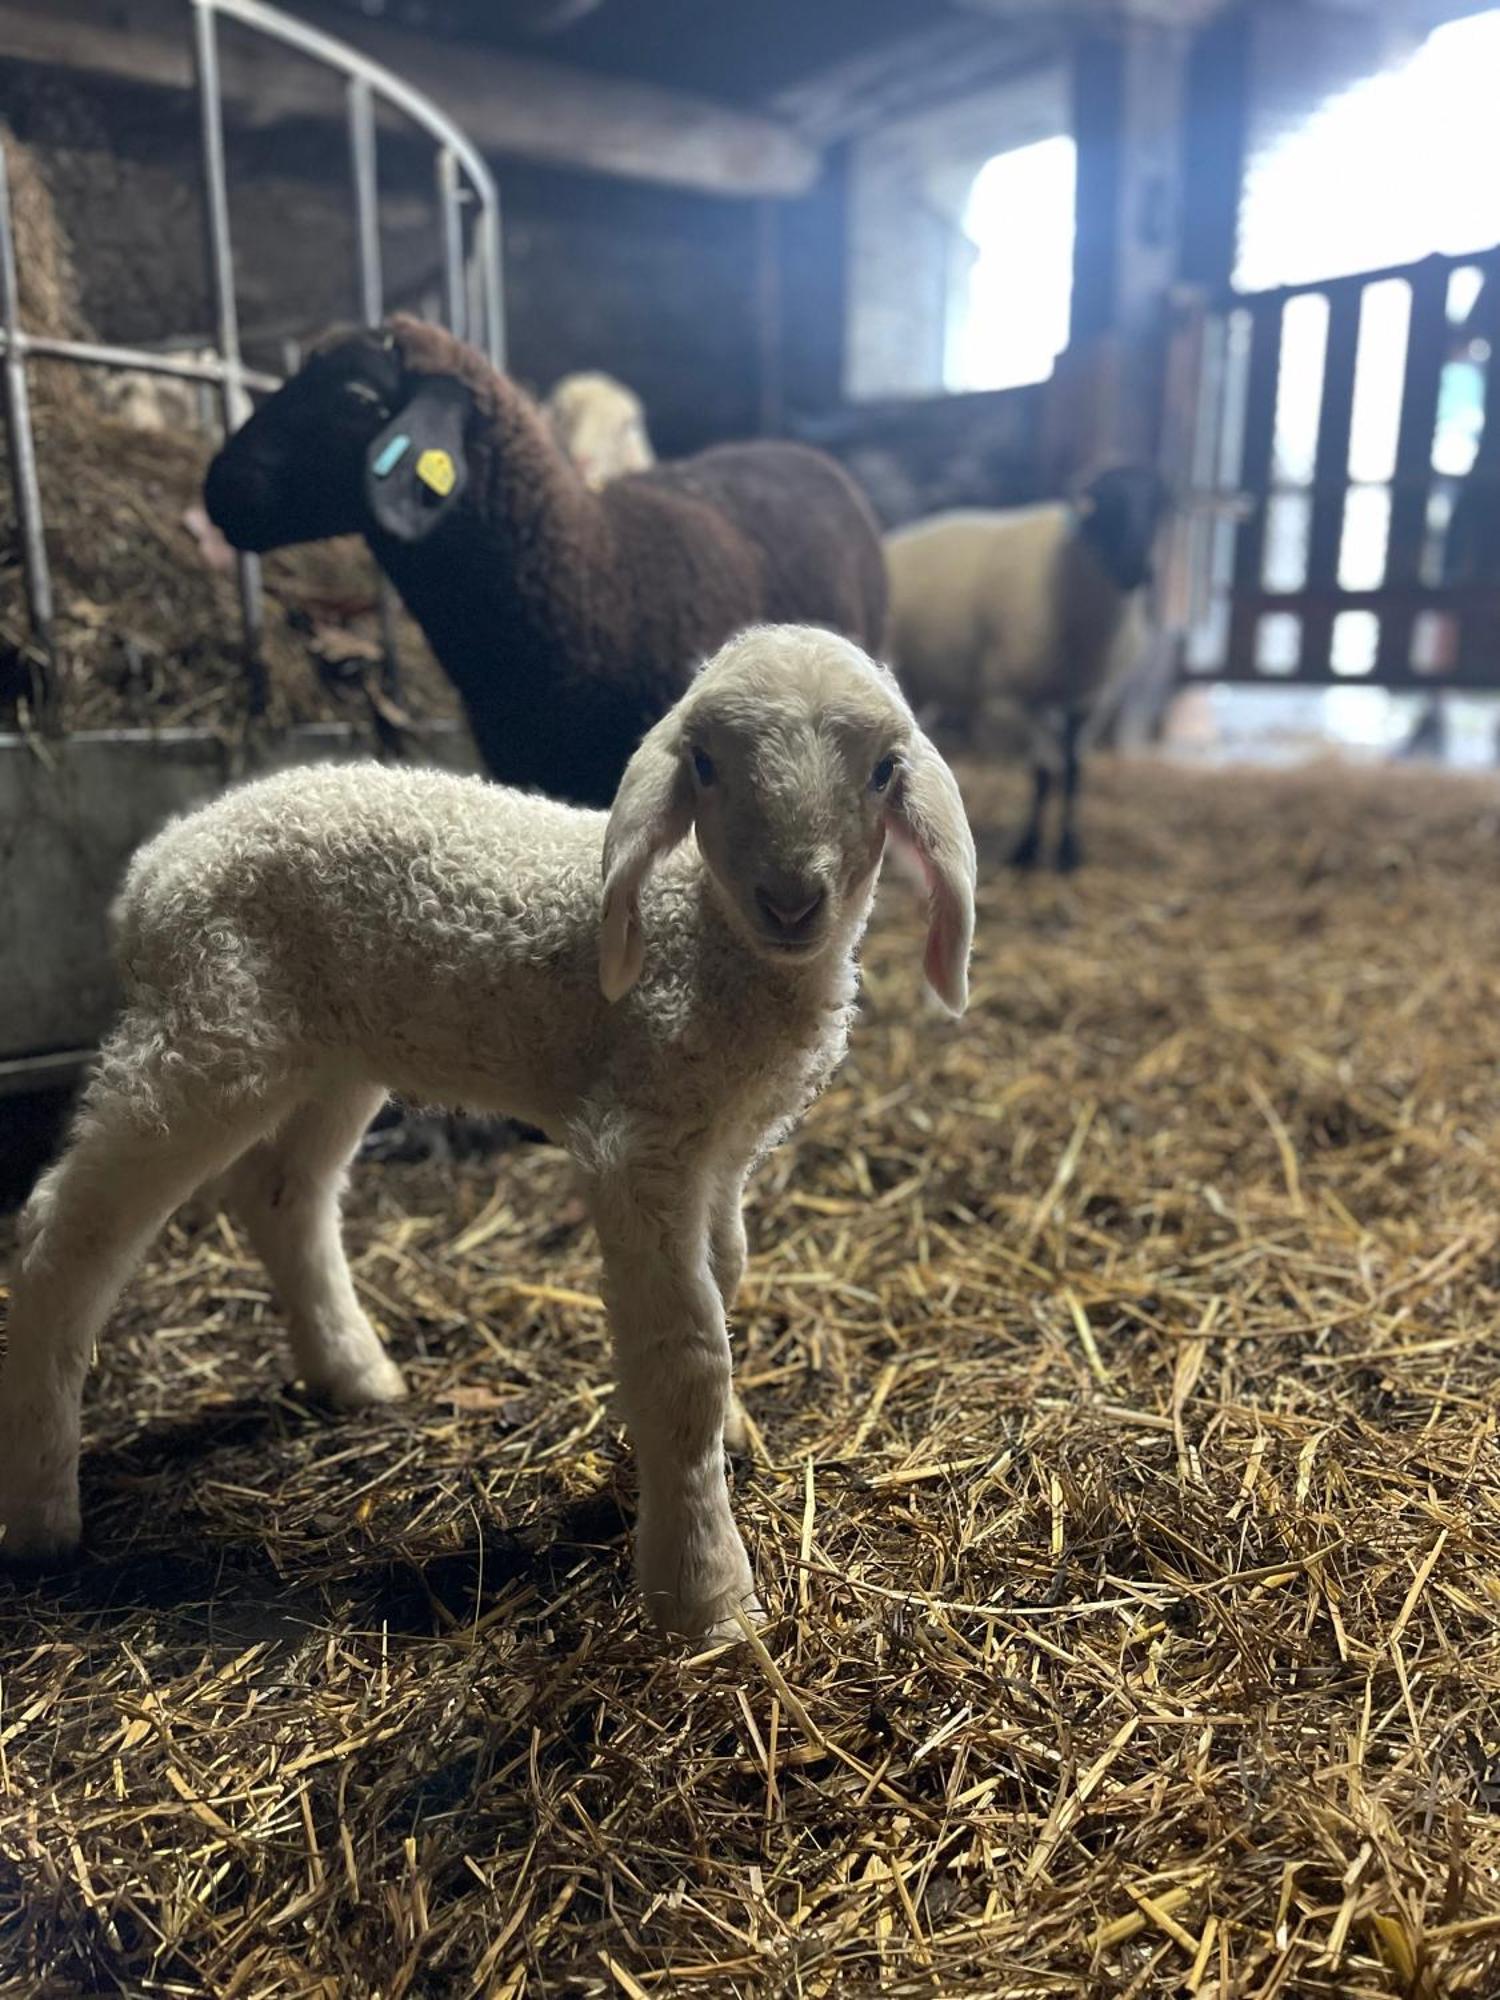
[591,1168,758,1641]
[708,1165,753,1456]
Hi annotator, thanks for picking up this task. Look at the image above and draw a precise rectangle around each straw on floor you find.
[3,755,1500,1998]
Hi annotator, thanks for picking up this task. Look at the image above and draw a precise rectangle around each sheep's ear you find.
[600,714,694,1002]
[365,377,472,543]
[885,729,977,1016]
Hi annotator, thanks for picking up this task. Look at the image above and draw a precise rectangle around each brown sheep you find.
[205,317,887,807]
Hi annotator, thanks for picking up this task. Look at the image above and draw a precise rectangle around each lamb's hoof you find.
[1008,832,1042,870]
[1055,832,1082,873]
[310,1351,409,1411]
[665,1591,765,1648]
[700,1594,766,1647]
[0,1492,83,1567]
[723,1392,751,1457]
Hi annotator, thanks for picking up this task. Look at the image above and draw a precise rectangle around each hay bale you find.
[1,124,87,348]
[0,129,462,740]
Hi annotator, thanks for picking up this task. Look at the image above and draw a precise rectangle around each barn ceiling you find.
[284,0,1096,107]
[296,0,988,104]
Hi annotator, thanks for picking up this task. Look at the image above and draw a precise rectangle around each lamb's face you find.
[601,626,976,1014]
[681,634,913,966]
[204,332,404,552]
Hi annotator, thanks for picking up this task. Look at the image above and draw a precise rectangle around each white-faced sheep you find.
[204,318,887,808]
[543,370,655,488]
[885,467,1170,871]
[0,626,975,1643]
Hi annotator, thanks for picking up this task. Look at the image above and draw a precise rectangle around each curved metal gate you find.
[0,0,506,708]
[1167,244,1500,691]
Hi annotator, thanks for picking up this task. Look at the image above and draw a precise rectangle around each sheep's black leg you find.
[1055,709,1085,873]
[1009,763,1051,869]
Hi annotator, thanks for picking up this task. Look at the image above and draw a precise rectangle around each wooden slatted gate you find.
[1165,245,1500,690]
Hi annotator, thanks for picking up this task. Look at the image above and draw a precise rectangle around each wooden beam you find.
[0,0,820,198]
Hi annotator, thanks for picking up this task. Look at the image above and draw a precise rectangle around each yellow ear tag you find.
[416,447,457,498]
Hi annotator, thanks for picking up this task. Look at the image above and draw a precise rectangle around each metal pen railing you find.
[0,0,505,716]
[1170,247,1500,689]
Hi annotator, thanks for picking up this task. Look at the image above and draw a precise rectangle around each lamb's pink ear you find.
[885,728,977,1015]
[599,714,693,1001]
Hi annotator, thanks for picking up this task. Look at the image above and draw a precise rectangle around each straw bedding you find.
[3,754,1500,1998]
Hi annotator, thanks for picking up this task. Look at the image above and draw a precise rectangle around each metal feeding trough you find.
[0,723,475,1094]
[0,0,506,1092]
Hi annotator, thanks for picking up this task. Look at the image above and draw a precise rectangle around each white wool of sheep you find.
[0,624,975,1647]
[544,370,655,488]
[885,500,1148,758]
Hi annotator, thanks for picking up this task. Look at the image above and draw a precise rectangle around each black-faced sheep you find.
[885,466,1170,871]
[544,370,655,488]
[0,626,975,1643]
[204,318,887,808]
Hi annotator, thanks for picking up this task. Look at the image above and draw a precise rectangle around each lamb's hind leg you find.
[0,1081,288,1560]
[222,1082,405,1409]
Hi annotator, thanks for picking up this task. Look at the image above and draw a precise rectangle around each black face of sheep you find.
[204,332,407,552]
[1077,467,1171,594]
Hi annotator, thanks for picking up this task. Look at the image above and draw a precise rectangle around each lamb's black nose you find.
[755,885,826,939]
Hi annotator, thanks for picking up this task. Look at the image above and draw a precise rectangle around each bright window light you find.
[1236,9,1500,290]
[945,135,1076,392]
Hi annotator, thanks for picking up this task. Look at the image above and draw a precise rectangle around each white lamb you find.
[0,625,975,1643]
[543,370,655,489]
[885,466,1169,871]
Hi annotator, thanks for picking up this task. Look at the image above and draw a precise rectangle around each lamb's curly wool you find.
[205,318,888,807]
[0,626,975,1643]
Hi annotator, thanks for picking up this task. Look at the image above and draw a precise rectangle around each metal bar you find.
[346,72,403,704]
[1192,657,1500,690]
[1454,251,1500,678]
[347,74,383,325]
[0,329,279,393]
[478,200,508,372]
[0,1048,94,1098]
[1376,258,1448,681]
[1222,246,1496,314]
[477,194,505,369]
[1225,298,1281,675]
[0,138,55,703]
[206,0,498,209]
[1237,582,1500,613]
[192,0,265,712]
[1299,284,1361,675]
[437,146,466,340]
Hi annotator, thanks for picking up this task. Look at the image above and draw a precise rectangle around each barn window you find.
[944,135,1076,393]
[1236,8,1500,292]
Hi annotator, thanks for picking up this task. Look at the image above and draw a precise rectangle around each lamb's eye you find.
[870,755,897,794]
[691,747,716,787]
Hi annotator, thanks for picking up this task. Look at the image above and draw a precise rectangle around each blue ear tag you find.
[372,433,411,478]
